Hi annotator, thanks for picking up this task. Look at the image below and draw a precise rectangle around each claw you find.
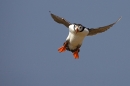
[73,50,79,59]
[58,42,68,53]
[58,46,66,53]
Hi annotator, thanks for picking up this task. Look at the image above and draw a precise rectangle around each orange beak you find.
[75,28,79,34]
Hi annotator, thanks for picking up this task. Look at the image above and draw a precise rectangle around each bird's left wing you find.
[87,17,122,36]
[49,11,71,28]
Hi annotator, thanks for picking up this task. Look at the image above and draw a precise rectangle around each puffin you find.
[49,11,121,59]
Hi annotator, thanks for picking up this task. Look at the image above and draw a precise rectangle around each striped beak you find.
[75,27,79,34]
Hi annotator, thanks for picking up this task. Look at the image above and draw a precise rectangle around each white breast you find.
[66,24,89,50]
[67,33,85,49]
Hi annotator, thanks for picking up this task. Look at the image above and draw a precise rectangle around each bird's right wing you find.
[49,11,71,28]
[87,17,122,36]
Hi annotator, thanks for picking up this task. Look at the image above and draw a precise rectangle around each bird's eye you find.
[79,26,82,30]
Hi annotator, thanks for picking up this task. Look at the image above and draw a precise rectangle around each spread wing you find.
[87,17,122,36]
[49,11,71,28]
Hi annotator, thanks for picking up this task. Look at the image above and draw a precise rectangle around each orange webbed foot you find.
[73,50,79,59]
[58,46,66,53]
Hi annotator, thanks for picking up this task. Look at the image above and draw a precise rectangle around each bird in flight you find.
[49,11,121,59]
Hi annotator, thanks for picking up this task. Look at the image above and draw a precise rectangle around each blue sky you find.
[0,0,130,86]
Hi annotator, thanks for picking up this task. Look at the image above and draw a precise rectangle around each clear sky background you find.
[0,0,130,86]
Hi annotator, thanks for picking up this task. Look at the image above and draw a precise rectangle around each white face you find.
[68,24,89,36]
[77,25,84,32]
[69,24,75,32]
[69,24,84,32]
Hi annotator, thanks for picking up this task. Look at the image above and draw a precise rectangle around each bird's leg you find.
[72,46,80,59]
[73,49,79,59]
[58,41,68,53]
